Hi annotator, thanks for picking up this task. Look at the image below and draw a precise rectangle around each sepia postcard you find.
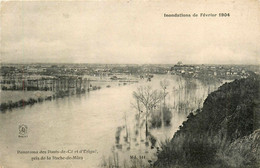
[0,0,259,167]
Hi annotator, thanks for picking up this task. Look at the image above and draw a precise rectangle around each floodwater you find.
[0,75,224,168]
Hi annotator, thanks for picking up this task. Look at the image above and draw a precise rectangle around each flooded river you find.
[0,75,224,168]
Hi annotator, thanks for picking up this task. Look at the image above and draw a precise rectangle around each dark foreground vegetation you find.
[154,74,260,168]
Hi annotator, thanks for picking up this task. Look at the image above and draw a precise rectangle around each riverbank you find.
[0,90,53,104]
[0,79,140,112]
[154,75,260,168]
[0,89,87,113]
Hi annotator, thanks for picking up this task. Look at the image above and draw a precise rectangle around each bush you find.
[45,96,52,101]
[0,103,8,112]
[37,97,44,102]
[150,110,162,128]
[162,106,172,126]
[1,86,7,90]
[28,98,37,105]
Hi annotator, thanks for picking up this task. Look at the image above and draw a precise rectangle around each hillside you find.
[155,74,260,168]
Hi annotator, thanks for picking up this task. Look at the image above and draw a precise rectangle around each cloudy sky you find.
[1,0,260,64]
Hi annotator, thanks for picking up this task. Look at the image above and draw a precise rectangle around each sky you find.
[1,0,260,64]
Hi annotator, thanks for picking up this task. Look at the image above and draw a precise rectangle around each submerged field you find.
[0,90,54,104]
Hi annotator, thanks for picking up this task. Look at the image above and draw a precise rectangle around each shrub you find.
[150,110,162,128]
[162,106,172,126]
[37,97,44,102]
[0,103,8,112]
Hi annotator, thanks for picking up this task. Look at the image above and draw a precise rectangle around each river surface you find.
[0,75,224,168]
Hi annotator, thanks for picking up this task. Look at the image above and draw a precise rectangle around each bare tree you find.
[131,97,144,141]
[160,79,170,127]
[160,79,170,106]
[133,85,164,139]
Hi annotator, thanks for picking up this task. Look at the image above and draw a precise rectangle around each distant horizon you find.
[1,62,259,66]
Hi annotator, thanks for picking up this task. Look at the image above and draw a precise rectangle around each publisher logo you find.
[18,124,28,138]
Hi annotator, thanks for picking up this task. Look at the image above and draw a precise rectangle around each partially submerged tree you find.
[160,79,170,106]
[160,79,170,127]
[133,85,164,139]
[131,96,144,141]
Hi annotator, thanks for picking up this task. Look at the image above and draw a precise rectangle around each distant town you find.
[1,63,259,92]
[170,62,259,81]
